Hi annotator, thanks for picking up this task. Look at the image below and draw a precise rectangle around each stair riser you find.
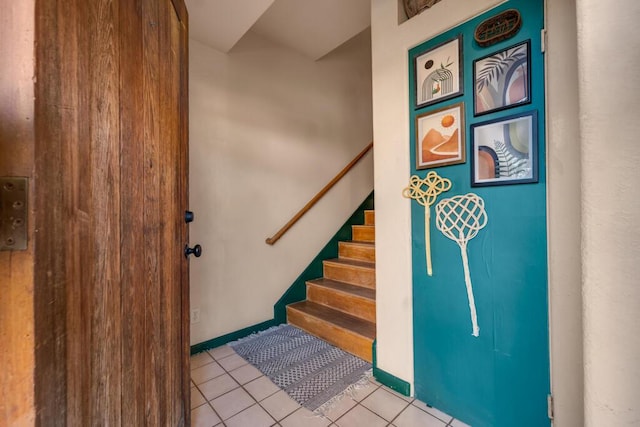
[364,210,375,226]
[307,285,375,323]
[287,307,373,362]
[338,242,375,262]
[352,225,374,242]
[324,263,375,288]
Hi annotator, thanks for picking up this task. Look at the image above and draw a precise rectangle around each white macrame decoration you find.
[435,193,488,337]
[402,172,452,276]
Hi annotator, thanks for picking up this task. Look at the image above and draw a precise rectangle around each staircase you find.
[286,210,376,362]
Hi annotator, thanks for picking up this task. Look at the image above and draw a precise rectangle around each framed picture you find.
[473,40,530,116]
[413,35,463,109]
[471,110,537,186]
[416,102,465,170]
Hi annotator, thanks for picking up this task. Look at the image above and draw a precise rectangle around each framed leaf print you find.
[414,35,463,109]
[473,40,530,116]
[471,110,538,186]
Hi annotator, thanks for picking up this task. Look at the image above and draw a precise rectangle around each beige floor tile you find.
[411,399,453,423]
[229,363,263,385]
[393,405,447,427]
[361,388,410,422]
[244,375,281,402]
[191,404,221,427]
[449,418,471,427]
[349,381,379,402]
[208,345,235,360]
[191,352,215,369]
[217,353,249,371]
[260,390,300,421]
[225,404,275,427]
[322,395,357,421]
[199,373,239,401]
[191,387,207,409]
[210,387,255,420]
[191,361,225,385]
[334,405,387,427]
[280,407,331,427]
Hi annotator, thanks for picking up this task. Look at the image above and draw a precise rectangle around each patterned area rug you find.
[229,324,372,411]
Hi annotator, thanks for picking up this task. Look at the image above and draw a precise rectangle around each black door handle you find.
[184,244,202,258]
[185,210,195,223]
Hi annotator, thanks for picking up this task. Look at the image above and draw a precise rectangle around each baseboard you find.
[372,339,411,396]
[190,319,278,355]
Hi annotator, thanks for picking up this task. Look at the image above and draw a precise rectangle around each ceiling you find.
[186,0,372,60]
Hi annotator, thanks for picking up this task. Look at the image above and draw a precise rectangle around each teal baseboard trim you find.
[372,339,411,397]
[273,191,375,324]
[190,319,278,355]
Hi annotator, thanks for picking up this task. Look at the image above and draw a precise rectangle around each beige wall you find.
[576,0,640,425]
[370,0,504,392]
[545,0,585,425]
[189,30,374,344]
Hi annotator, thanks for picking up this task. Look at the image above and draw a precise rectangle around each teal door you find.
[408,1,549,426]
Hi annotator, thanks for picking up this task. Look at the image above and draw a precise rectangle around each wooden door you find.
[33,0,190,425]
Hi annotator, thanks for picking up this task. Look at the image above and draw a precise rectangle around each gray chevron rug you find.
[229,324,371,411]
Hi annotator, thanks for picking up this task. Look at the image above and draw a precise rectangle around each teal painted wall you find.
[408,2,549,426]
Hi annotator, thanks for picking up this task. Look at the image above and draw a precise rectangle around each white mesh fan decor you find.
[435,193,488,337]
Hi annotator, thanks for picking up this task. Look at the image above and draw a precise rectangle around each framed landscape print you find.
[473,40,531,116]
[414,35,463,109]
[471,110,537,186]
[416,102,465,170]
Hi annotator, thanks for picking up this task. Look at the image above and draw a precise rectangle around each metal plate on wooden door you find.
[1,177,28,251]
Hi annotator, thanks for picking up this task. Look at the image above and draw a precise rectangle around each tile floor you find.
[191,345,470,427]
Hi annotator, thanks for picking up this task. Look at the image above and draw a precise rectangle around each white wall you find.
[189,30,374,345]
[576,0,640,425]
[545,0,585,425]
[370,0,504,392]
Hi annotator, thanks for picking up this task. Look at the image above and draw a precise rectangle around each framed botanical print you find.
[471,110,537,186]
[473,40,531,116]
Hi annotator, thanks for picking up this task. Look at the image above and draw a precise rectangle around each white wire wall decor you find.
[435,193,488,337]
[402,172,452,276]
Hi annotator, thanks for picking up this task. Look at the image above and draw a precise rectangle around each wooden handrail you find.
[265,141,373,245]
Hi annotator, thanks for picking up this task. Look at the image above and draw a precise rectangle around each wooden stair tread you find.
[341,241,374,248]
[288,301,375,339]
[307,278,375,300]
[324,258,375,270]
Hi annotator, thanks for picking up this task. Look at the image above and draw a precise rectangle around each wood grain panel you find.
[0,3,36,425]
[352,225,375,242]
[338,241,375,262]
[177,5,191,426]
[142,0,163,423]
[33,0,189,424]
[307,279,376,322]
[364,210,375,226]
[323,259,376,288]
[119,0,146,424]
[34,0,73,423]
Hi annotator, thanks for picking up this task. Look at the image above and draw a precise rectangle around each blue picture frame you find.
[470,110,538,186]
[473,40,531,116]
